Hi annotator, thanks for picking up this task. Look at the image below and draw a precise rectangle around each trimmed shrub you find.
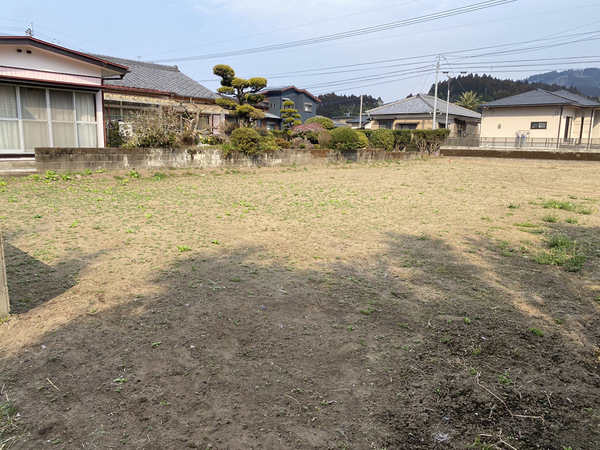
[393,130,413,151]
[369,129,395,151]
[275,138,291,149]
[330,127,361,150]
[411,129,450,155]
[357,131,369,149]
[231,127,261,155]
[270,130,288,140]
[306,116,335,130]
[258,133,279,152]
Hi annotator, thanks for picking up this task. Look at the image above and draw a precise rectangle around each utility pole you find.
[358,94,363,129]
[432,55,440,130]
[442,72,451,130]
[444,71,467,133]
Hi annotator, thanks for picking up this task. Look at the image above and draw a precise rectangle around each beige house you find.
[366,94,481,136]
[480,89,600,148]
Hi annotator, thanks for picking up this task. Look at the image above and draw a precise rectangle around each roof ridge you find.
[93,54,179,71]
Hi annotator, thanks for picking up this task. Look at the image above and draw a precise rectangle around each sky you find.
[1,0,600,103]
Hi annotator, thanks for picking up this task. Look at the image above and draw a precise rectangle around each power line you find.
[142,0,420,58]
[153,0,515,63]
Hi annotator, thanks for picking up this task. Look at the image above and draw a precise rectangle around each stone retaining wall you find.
[35,147,419,172]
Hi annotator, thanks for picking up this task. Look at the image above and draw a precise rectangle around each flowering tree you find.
[291,122,325,144]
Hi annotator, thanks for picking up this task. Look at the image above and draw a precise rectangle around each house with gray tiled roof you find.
[366,94,481,137]
[100,56,224,135]
[480,89,600,147]
[0,36,128,154]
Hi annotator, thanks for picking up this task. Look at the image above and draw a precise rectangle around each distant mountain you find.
[527,68,600,98]
[428,74,581,103]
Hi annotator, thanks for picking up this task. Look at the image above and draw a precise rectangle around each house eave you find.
[0,36,129,77]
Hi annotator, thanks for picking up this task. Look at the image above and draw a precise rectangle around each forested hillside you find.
[528,68,600,98]
[317,93,383,117]
[427,73,581,102]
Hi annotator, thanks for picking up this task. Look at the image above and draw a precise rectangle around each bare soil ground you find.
[0,158,599,449]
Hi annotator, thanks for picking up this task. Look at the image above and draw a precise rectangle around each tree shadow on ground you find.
[0,229,598,449]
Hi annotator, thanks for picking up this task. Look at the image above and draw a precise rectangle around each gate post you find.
[0,232,9,319]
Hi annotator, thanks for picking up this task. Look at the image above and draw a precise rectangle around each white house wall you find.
[0,46,111,153]
[481,105,599,140]
[1,45,102,86]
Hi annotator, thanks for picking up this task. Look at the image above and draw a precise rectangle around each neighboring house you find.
[100,56,223,135]
[0,36,224,155]
[345,115,371,129]
[366,94,481,136]
[480,89,600,147]
[332,115,370,128]
[260,112,282,131]
[259,86,321,127]
[0,36,128,155]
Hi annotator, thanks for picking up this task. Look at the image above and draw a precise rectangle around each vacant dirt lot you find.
[1,158,599,449]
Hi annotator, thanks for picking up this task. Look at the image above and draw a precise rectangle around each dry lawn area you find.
[0,157,599,449]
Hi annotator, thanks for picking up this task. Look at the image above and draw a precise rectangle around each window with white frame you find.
[304,102,313,113]
[0,85,20,150]
[0,84,98,153]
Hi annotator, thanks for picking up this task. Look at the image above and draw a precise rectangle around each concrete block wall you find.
[35,147,417,173]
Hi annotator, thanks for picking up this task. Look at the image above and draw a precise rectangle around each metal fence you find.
[445,136,600,151]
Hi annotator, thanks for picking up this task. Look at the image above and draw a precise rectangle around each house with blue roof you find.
[480,89,600,147]
[366,94,481,137]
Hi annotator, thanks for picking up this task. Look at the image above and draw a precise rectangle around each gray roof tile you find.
[366,94,481,119]
[482,89,600,108]
[98,55,217,100]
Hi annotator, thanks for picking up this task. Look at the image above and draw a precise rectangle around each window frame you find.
[0,83,99,153]
[530,121,547,130]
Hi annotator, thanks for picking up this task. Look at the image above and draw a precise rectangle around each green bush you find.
[231,127,262,155]
[258,133,279,153]
[330,127,361,150]
[411,129,450,155]
[369,129,395,151]
[270,130,288,140]
[393,130,414,151]
[357,131,369,149]
[318,131,332,148]
[275,138,291,149]
[306,116,335,130]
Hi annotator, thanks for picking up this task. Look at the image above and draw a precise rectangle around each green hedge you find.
[369,129,395,151]
[329,127,361,150]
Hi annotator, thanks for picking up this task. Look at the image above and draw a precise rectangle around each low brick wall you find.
[440,147,600,161]
[35,147,420,173]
